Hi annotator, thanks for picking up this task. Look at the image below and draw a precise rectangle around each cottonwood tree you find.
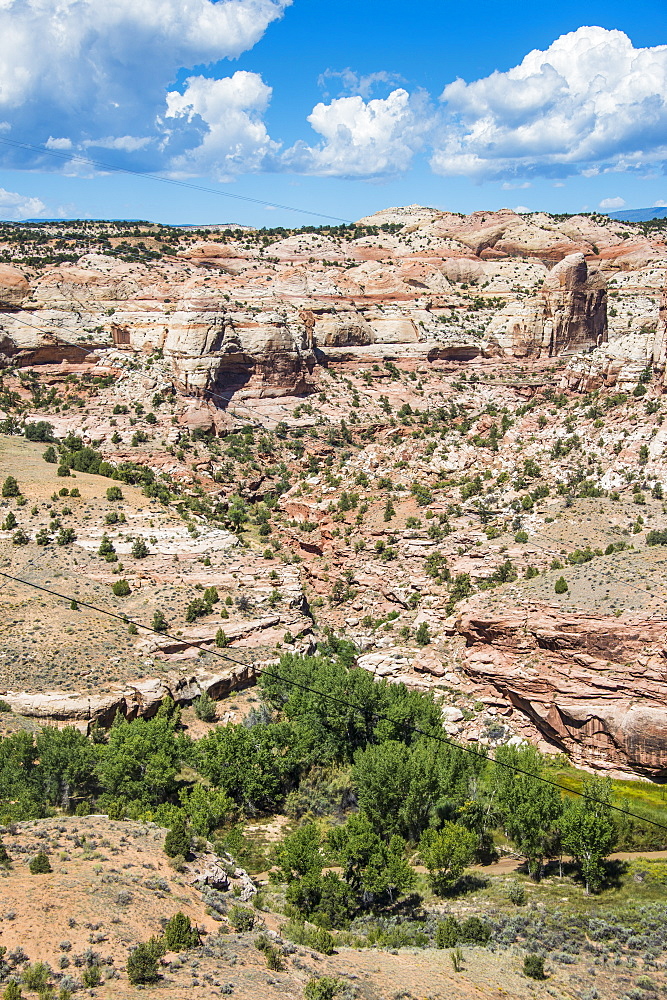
[561,775,617,894]
[495,745,562,880]
[419,822,477,894]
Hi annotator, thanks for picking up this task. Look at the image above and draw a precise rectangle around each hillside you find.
[1,207,667,999]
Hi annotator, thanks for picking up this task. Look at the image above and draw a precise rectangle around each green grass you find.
[545,760,667,846]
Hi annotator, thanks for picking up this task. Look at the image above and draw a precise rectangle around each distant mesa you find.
[605,207,667,223]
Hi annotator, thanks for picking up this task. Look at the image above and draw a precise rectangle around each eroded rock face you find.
[0,264,29,309]
[457,604,667,776]
[4,661,257,730]
[543,253,607,356]
[485,254,607,358]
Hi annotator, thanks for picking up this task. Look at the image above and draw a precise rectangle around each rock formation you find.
[458,604,667,777]
[485,253,607,358]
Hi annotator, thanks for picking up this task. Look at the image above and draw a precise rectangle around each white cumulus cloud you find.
[165,72,278,179]
[431,26,667,180]
[599,197,626,209]
[283,89,430,178]
[0,187,47,220]
[0,0,290,169]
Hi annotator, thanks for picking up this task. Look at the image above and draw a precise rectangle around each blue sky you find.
[0,0,664,225]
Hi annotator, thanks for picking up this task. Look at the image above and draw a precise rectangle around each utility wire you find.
[0,136,353,225]
[0,566,665,833]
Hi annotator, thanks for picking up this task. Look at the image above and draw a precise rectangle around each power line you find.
[0,136,353,225]
[0,566,665,834]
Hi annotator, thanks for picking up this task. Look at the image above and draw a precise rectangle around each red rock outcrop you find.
[0,264,29,308]
[543,253,607,356]
[457,603,667,776]
[485,253,607,358]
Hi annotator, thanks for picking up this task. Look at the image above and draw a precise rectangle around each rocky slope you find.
[1,210,667,778]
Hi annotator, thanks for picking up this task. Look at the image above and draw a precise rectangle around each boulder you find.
[0,264,29,308]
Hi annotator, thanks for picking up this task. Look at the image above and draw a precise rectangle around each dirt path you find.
[473,848,667,876]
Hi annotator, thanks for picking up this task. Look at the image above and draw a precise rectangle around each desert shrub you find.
[304,976,345,1000]
[111,579,131,597]
[228,905,255,932]
[81,965,101,987]
[163,912,199,952]
[1,512,16,530]
[523,954,546,980]
[193,691,217,722]
[42,446,57,464]
[164,821,190,859]
[21,963,50,990]
[3,981,22,1000]
[29,851,52,874]
[126,939,164,985]
[554,576,568,594]
[514,530,528,543]
[11,530,28,546]
[106,486,124,502]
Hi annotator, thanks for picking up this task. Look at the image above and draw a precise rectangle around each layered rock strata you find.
[458,604,667,776]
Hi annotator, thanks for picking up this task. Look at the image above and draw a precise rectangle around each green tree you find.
[21,963,50,991]
[1,476,20,497]
[131,537,149,558]
[275,823,324,883]
[3,981,22,1000]
[415,622,431,646]
[383,498,395,522]
[193,690,217,721]
[352,739,440,842]
[164,820,191,859]
[495,745,562,880]
[419,822,477,894]
[327,813,415,907]
[179,784,232,837]
[227,496,248,532]
[523,954,546,980]
[106,486,124,501]
[126,939,163,985]
[0,837,10,868]
[561,776,617,894]
[1,512,17,531]
[98,533,116,560]
[42,446,57,464]
[97,712,179,807]
[554,576,568,594]
[35,726,96,808]
[304,977,344,1000]
[152,609,168,632]
[29,850,52,874]
[163,912,199,951]
[112,579,131,597]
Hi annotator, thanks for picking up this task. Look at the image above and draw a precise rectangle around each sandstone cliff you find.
[458,604,667,777]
